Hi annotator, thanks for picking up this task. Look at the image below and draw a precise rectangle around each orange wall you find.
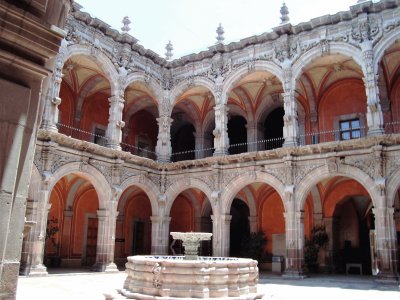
[170,196,194,233]
[71,188,99,256]
[122,194,152,255]
[323,179,369,217]
[259,191,285,255]
[318,80,366,134]
[125,110,158,149]
[79,93,109,141]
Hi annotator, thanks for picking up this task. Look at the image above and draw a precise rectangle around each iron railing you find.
[55,121,400,162]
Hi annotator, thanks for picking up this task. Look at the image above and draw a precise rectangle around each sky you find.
[75,1,371,58]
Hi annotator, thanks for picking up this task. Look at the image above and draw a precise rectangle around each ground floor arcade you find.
[20,139,400,283]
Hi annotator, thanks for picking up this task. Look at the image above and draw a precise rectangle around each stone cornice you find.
[37,129,400,173]
[69,0,400,69]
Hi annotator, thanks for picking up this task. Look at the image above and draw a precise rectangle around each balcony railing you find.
[54,121,400,163]
[57,123,156,160]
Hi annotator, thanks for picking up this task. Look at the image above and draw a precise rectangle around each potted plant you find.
[45,216,61,267]
[239,231,267,263]
[304,225,328,273]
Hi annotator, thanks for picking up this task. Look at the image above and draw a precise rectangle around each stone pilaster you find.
[248,216,258,233]
[156,116,173,162]
[20,196,51,276]
[105,96,125,150]
[373,206,399,282]
[361,41,384,136]
[283,210,306,278]
[91,205,118,272]
[150,216,171,255]
[246,122,257,152]
[40,54,63,132]
[282,66,299,147]
[213,104,229,156]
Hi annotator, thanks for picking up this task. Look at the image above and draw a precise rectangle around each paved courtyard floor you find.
[17,270,400,300]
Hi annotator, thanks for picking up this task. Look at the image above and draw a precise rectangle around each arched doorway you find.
[115,186,152,266]
[45,174,100,268]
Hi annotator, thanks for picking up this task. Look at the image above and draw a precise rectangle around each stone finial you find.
[121,16,131,33]
[216,23,225,44]
[165,41,173,61]
[280,2,290,24]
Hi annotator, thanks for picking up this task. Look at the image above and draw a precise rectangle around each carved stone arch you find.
[119,175,160,215]
[255,96,284,126]
[64,44,120,96]
[123,72,163,106]
[76,75,106,118]
[48,162,111,210]
[180,190,202,219]
[296,164,380,212]
[385,167,400,209]
[170,77,217,107]
[373,26,400,75]
[222,61,284,102]
[28,165,42,201]
[220,171,286,215]
[164,178,214,215]
[237,186,257,217]
[292,42,364,82]
[231,87,255,124]
[65,178,86,209]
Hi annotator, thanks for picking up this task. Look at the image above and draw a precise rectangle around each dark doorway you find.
[264,107,284,150]
[85,218,98,266]
[331,197,373,275]
[228,115,247,154]
[132,220,145,255]
[171,123,195,161]
[229,199,250,257]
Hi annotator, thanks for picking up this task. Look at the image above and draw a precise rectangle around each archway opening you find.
[115,186,152,266]
[171,122,196,161]
[304,176,374,275]
[228,115,247,154]
[45,174,99,269]
[59,55,111,144]
[123,81,158,159]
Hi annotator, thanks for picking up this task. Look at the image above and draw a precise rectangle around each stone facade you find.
[20,0,400,286]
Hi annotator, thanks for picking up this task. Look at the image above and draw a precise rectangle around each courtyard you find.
[16,270,399,300]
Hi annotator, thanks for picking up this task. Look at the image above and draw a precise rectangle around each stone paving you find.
[16,270,400,300]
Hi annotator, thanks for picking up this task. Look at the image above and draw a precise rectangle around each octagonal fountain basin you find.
[119,255,263,300]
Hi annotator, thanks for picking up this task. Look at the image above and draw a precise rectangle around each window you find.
[93,127,106,146]
[339,119,361,140]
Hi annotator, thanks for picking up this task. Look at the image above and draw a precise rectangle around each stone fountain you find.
[119,232,262,299]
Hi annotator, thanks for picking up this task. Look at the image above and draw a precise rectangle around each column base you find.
[367,127,384,136]
[40,124,59,133]
[25,264,48,277]
[106,143,121,151]
[213,149,228,156]
[282,269,307,279]
[91,262,119,273]
[376,270,399,284]
[283,139,298,148]
[156,155,171,163]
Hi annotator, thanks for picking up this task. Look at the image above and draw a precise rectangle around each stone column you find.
[361,41,384,136]
[246,122,257,152]
[211,214,233,257]
[283,210,306,278]
[92,206,118,272]
[60,210,73,259]
[248,216,258,233]
[194,131,205,159]
[373,206,399,282]
[213,104,229,156]
[40,54,63,132]
[105,95,125,150]
[282,66,299,147]
[156,116,173,162]
[150,216,171,255]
